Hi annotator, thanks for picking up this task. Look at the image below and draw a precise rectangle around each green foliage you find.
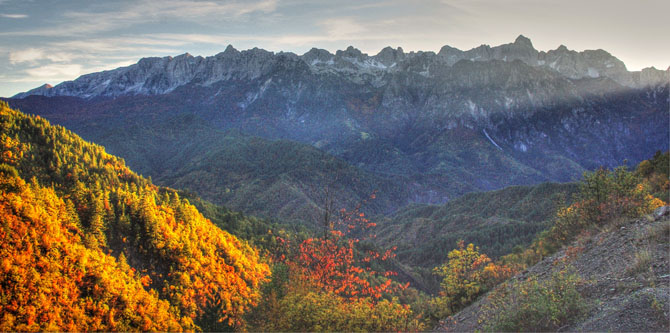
[482,268,588,332]
[635,151,669,200]
[374,182,576,293]
[576,166,656,224]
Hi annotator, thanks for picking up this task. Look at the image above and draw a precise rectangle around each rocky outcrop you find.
[6,36,668,209]
[13,36,669,99]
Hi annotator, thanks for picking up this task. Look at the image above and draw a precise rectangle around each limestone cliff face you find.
[14,35,668,100]
[7,36,669,206]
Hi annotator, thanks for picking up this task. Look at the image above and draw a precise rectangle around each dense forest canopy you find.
[0,101,270,330]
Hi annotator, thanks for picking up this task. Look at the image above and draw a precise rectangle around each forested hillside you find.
[439,152,668,331]
[0,101,270,330]
[3,98,410,225]
[0,102,431,331]
[2,100,667,331]
[378,182,577,267]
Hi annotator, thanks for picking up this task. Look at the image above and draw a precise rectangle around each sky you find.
[1,0,668,97]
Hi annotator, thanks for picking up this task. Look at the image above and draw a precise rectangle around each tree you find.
[433,241,515,316]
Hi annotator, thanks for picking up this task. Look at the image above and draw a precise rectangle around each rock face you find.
[13,35,669,99]
[6,35,669,209]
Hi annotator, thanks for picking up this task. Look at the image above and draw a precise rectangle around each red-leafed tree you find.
[248,192,422,332]
[287,192,406,299]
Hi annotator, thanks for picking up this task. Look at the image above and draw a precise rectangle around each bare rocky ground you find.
[439,207,670,332]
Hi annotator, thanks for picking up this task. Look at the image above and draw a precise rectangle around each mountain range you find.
[6,35,669,224]
[13,35,668,99]
[3,34,669,331]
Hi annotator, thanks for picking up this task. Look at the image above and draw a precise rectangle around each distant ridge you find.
[13,35,669,99]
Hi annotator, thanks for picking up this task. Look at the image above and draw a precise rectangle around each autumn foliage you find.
[502,162,666,269]
[292,206,404,299]
[248,197,423,331]
[431,241,515,317]
[0,102,270,330]
[0,172,194,331]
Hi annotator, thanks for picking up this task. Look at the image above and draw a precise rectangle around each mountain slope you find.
[439,207,670,332]
[0,101,270,330]
[1,101,408,223]
[377,182,577,269]
[374,183,579,297]
[6,36,668,221]
[0,171,194,331]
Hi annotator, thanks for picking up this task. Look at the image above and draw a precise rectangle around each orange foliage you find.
[0,103,271,330]
[120,190,271,328]
[284,204,404,300]
[0,175,195,331]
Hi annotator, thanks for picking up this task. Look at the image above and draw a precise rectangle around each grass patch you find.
[627,248,653,276]
[648,220,670,243]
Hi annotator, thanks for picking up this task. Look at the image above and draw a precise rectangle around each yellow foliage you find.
[0,174,195,331]
[0,103,271,330]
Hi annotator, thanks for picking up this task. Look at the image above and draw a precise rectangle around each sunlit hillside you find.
[0,102,270,330]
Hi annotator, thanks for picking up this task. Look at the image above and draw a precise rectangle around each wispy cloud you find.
[9,48,44,64]
[25,64,82,79]
[1,13,28,18]
[9,48,78,64]
[0,0,278,37]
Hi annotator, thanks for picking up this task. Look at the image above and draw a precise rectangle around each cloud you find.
[50,38,183,54]
[86,60,137,73]
[320,17,367,40]
[128,0,278,19]
[9,48,84,64]
[0,0,279,37]
[9,48,44,64]
[1,13,28,19]
[25,64,82,79]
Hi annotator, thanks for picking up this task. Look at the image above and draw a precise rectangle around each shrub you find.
[481,268,588,332]
[432,241,516,318]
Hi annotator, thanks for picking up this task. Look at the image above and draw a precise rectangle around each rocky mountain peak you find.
[175,52,193,59]
[137,56,163,68]
[514,34,533,48]
[337,46,366,60]
[222,44,239,55]
[374,46,405,66]
[302,47,334,64]
[11,36,669,100]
